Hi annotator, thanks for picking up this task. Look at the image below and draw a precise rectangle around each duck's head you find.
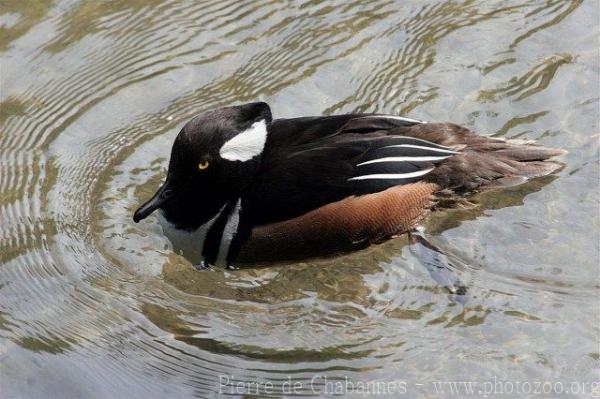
[133,102,272,230]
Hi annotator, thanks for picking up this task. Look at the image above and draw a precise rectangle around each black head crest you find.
[133,102,272,229]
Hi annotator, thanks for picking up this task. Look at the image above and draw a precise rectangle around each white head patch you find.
[219,119,268,161]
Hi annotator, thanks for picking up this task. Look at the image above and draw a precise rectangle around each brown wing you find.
[239,182,438,263]
[239,122,564,263]
[399,123,565,192]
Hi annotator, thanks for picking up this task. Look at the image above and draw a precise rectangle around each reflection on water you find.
[1,0,598,397]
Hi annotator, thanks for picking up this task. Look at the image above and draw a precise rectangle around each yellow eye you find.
[198,160,210,171]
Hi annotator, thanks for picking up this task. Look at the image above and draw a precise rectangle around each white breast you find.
[157,200,241,266]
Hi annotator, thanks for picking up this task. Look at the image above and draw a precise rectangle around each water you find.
[1,0,598,397]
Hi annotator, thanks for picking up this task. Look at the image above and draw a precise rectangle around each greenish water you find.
[1,0,598,398]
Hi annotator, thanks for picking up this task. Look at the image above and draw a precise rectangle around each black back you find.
[243,114,454,225]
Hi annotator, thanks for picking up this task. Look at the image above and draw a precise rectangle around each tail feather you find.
[480,176,529,190]
[507,159,563,179]
[494,145,566,162]
[407,123,566,192]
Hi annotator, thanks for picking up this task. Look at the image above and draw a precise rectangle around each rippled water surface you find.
[1,0,599,397]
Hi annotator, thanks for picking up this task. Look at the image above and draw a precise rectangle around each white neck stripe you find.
[349,168,434,180]
[216,198,241,265]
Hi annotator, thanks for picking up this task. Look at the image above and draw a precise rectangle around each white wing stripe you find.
[361,115,426,124]
[387,135,453,149]
[349,168,434,181]
[383,144,458,154]
[357,155,451,166]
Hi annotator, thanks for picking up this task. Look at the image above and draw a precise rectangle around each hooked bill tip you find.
[132,183,173,223]
[132,211,143,223]
[133,198,162,223]
[133,207,148,223]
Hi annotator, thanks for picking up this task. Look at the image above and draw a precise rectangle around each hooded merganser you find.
[133,102,564,269]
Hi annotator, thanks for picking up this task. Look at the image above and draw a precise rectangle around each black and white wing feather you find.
[350,136,457,185]
[248,115,459,224]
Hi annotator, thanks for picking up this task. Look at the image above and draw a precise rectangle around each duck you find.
[133,102,564,269]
